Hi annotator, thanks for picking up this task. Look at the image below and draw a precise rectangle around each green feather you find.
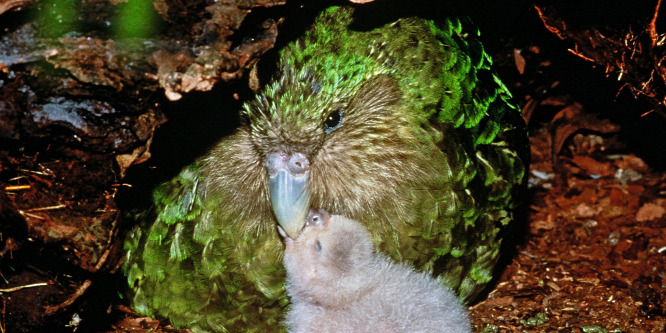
[123,5,528,332]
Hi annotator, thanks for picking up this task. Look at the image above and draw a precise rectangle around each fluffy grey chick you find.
[282,209,472,333]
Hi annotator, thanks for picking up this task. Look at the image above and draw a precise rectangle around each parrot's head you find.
[240,7,433,238]
[244,61,429,239]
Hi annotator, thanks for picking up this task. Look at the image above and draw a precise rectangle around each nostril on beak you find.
[266,152,287,176]
[266,151,311,239]
[288,152,310,176]
[266,152,309,176]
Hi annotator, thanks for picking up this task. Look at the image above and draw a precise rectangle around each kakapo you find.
[123,5,528,332]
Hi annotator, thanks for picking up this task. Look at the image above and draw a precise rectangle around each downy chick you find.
[282,210,472,333]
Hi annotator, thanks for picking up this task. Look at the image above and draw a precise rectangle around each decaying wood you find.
[0,0,34,16]
[0,0,284,330]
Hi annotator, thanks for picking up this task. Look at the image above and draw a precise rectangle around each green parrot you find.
[123,6,528,332]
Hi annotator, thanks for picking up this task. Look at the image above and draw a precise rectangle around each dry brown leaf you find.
[483,296,515,307]
[613,154,649,172]
[540,95,571,106]
[572,203,599,218]
[610,188,624,206]
[549,102,620,157]
[522,97,538,124]
[635,202,666,222]
[570,155,613,177]
[530,219,557,234]
[514,48,526,74]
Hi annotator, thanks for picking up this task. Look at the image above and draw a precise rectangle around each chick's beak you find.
[266,151,310,239]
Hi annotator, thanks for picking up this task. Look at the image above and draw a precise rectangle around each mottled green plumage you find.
[123,6,528,332]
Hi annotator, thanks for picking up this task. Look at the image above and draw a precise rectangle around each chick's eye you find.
[323,110,343,133]
[314,240,322,252]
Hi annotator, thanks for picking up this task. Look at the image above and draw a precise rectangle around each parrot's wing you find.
[427,18,528,302]
[123,163,213,328]
[123,161,287,331]
[355,15,528,303]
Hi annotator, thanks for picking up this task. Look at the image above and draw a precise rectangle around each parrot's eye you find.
[323,110,343,133]
[314,240,322,252]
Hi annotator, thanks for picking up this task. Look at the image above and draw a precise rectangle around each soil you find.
[466,5,666,330]
[469,126,666,332]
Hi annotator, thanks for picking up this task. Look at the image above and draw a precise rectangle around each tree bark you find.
[0,0,282,330]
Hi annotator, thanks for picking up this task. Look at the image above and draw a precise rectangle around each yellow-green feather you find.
[123,5,528,332]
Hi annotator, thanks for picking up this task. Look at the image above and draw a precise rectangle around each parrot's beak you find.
[266,152,311,239]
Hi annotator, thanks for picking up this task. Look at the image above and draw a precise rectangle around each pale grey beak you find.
[266,152,310,239]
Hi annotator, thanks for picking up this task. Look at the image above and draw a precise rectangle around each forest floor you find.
[469,124,666,332]
[466,9,666,331]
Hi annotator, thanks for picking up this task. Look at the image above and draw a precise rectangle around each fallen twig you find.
[1,296,5,333]
[44,280,92,315]
[647,0,662,46]
[18,211,46,219]
[4,185,31,191]
[24,204,67,212]
[18,169,52,177]
[0,282,49,293]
